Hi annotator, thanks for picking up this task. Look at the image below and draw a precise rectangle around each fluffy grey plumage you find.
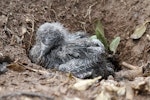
[29,22,114,78]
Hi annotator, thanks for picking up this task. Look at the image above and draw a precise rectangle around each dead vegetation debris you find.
[0,0,150,100]
[0,92,54,100]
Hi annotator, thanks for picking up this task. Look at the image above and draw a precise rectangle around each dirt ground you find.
[0,0,150,100]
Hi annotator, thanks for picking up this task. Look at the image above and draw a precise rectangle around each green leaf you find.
[90,35,97,39]
[109,36,120,54]
[95,20,108,49]
[130,19,150,39]
[95,20,104,36]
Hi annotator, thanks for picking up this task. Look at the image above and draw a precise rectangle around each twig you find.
[115,68,143,80]
[50,9,58,20]
[78,21,87,32]
[13,62,50,75]
[115,61,145,80]
[121,62,139,70]
[0,92,54,100]
[25,66,50,75]
[84,2,97,22]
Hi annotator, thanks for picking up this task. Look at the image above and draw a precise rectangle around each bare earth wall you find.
[0,0,149,100]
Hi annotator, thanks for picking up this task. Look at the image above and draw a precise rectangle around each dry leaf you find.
[130,23,147,39]
[6,63,26,72]
[95,91,111,100]
[130,19,150,39]
[72,76,101,91]
[104,83,119,92]
[117,87,126,96]
[131,77,146,90]
[101,80,123,94]
[100,80,126,97]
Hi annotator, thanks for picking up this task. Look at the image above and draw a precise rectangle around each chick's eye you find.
[45,37,52,43]
[41,37,52,45]
[47,36,52,40]
[46,37,52,41]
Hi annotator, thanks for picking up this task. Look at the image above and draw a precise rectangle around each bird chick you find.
[29,22,114,79]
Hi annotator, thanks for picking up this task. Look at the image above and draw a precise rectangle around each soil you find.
[0,0,149,100]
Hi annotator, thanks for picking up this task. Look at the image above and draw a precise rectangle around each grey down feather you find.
[29,22,114,78]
